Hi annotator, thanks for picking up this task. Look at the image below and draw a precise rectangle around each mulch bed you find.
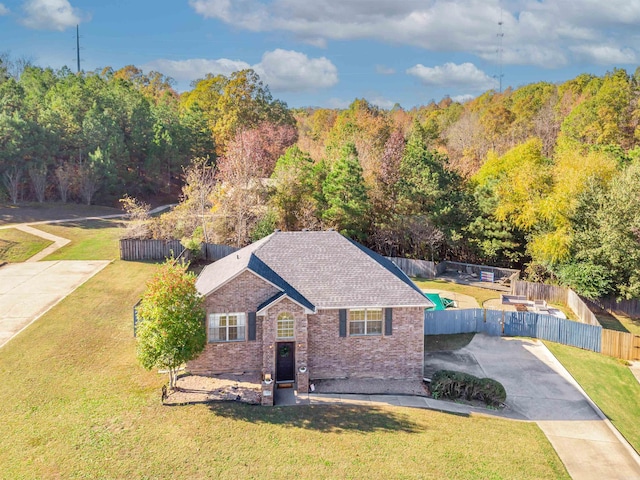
[163,373,262,405]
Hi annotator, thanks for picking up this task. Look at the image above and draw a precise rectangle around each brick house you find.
[188,231,433,399]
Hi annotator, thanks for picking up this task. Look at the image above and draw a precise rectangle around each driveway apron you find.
[442,335,640,480]
[0,260,109,348]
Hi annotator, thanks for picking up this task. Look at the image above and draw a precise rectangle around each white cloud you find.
[253,49,338,92]
[570,45,637,65]
[189,0,640,69]
[375,65,395,75]
[144,58,251,81]
[452,94,475,103]
[407,62,497,91]
[0,3,9,15]
[146,49,338,93]
[21,0,86,31]
[368,96,395,109]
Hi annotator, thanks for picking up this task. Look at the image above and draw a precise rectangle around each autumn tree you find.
[181,69,294,155]
[136,259,206,389]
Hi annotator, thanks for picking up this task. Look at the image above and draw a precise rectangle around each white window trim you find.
[209,312,246,342]
[348,308,383,336]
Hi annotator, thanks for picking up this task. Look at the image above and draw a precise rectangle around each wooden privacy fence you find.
[120,239,185,261]
[120,239,238,262]
[385,258,516,280]
[444,261,520,282]
[425,309,602,353]
[593,296,640,319]
[511,280,600,327]
[385,257,442,278]
[601,330,640,361]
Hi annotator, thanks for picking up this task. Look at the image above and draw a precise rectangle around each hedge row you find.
[430,370,506,407]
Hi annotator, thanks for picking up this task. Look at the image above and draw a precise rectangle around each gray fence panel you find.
[504,311,536,337]
[424,309,483,335]
[424,308,602,353]
[481,310,504,336]
[535,315,560,344]
[557,319,601,352]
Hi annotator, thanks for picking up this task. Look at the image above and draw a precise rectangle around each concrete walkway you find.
[15,225,70,262]
[629,361,640,385]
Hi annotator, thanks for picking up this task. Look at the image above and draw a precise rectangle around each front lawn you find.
[0,259,569,479]
[0,228,53,262]
[545,341,640,453]
[36,219,124,260]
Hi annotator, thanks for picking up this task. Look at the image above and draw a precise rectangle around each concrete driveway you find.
[0,260,109,348]
[424,334,640,480]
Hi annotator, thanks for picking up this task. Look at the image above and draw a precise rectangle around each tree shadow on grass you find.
[207,402,422,434]
[53,219,124,230]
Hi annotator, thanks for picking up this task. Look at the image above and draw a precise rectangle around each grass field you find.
[545,341,640,453]
[36,219,124,260]
[0,202,121,226]
[0,228,53,262]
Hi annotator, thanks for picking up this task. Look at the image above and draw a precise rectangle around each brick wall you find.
[188,267,425,382]
[187,270,279,375]
[307,307,424,380]
[262,298,308,389]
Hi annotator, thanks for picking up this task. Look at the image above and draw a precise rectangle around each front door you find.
[276,342,295,383]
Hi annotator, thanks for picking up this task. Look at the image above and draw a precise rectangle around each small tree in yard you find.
[136,259,206,389]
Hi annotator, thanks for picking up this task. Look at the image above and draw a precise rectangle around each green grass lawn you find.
[36,219,124,260]
[0,258,569,479]
[0,202,121,226]
[412,278,501,305]
[0,228,53,262]
[545,341,640,453]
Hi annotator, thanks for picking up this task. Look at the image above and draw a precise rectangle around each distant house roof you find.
[196,231,433,310]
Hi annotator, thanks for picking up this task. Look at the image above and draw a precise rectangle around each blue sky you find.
[1,0,639,108]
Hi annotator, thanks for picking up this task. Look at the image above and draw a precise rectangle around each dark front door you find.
[276,342,295,383]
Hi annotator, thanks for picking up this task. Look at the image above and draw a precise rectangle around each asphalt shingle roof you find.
[196,231,433,310]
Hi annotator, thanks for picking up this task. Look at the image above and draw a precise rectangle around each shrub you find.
[430,370,506,407]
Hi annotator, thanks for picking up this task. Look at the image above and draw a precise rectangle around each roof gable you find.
[252,231,431,309]
[196,231,432,310]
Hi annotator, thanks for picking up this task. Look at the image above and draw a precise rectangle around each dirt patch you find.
[312,378,428,396]
[164,373,262,405]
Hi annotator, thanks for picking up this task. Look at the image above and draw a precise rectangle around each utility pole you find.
[76,24,81,73]
[495,11,504,93]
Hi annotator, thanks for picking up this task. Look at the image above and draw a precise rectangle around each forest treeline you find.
[2,54,640,300]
